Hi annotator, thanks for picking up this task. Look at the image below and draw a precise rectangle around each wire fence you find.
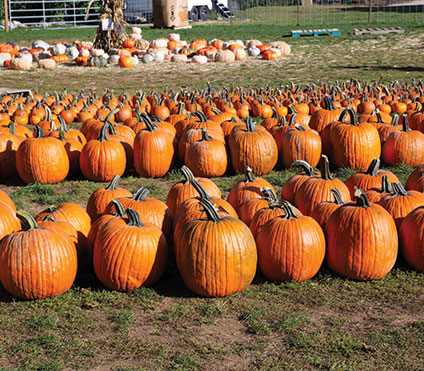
[4,0,424,29]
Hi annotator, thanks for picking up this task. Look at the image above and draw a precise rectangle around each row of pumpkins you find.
[1,81,424,184]
[1,157,424,300]
[0,31,290,70]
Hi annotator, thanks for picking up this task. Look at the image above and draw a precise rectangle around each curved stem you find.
[97,123,109,142]
[111,199,126,217]
[16,210,40,230]
[193,111,208,122]
[199,198,221,222]
[33,125,44,138]
[191,178,211,200]
[365,159,380,176]
[281,202,299,219]
[401,114,410,132]
[181,165,196,184]
[331,188,344,205]
[105,175,121,191]
[200,128,212,142]
[291,160,316,176]
[132,187,150,201]
[323,95,335,110]
[391,182,409,197]
[380,175,392,194]
[261,187,278,204]
[354,188,371,208]
[126,208,144,227]
[295,124,307,131]
[245,116,256,132]
[245,166,256,183]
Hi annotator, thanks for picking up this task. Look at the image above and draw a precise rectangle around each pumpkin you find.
[326,188,398,280]
[133,114,175,178]
[0,211,77,299]
[86,175,132,221]
[309,95,343,134]
[399,206,424,271]
[378,182,424,229]
[364,174,393,203]
[227,166,275,214]
[166,165,221,217]
[405,165,424,192]
[175,198,257,297]
[228,116,278,176]
[93,208,168,291]
[344,158,400,199]
[215,50,235,63]
[256,202,325,282]
[0,201,20,240]
[119,55,133,68]
[294,155,350,216]
[16,126,69,184]
[80,123,126,182]
[310,188,345,232]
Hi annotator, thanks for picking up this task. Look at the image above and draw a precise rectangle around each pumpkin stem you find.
[281,202,299,219]
[16,210,40,230]
[42,216,57,222]
[140,113,159,132]
[380,175,392,194]
[390,114,400,126]
[200,128,212,142]
[319,155,332,180]
[33,125,44,138]
[111,199,126,217]
[245,116,256,132]
[354,188,371,208]
[291,160,316,176]
[391,182,409,197]
[132,187,150,201]
[97,123,110,142]
[245,166,256,183]
[331,188,344,205]
[126,208,145,227]
[261,187,278,205]
[199,198,221,223]
[105,175,121,191]
[365,159,381,176]
[191,178,211,201]
[401,114,410,132]
[9,122,16,135]
[181,165,196,184]
[323,95,336,110]
[193,111,208,122]
[295,123,307,132]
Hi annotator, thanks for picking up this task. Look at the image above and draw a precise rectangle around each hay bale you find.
[215,50,235,63]
[38,59,56,70]
[269,41,291,56]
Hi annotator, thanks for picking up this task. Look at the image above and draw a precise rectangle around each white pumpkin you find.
[32,40,50,51]
[65,46,79,60]
[0,56,6,67]
[192,55,208,64]
[269,41,291,56]
[130,33,142,40]
[80,49,90,57]
[150,38,168,49]
[91,48,105,57]
[38,59,56,70]
[247,47,261,57]
[215,49,235,63]
[131,55,139,66]
[18,53,33,63]
[50,43,66,56]
[168,33,180,42]
[142,53,155,63]
[246,39,262,48]
[131,27,142,35]
[0,53,12,61]
[234,48,247,61]
[150,50,165,61]
[108,54,120,64]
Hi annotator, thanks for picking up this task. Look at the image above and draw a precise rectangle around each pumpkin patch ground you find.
[0,22,423,369]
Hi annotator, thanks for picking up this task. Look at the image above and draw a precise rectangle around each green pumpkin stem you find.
[9,122,16,135]
[245,116,256,132]
[380,175,392,194]
[132,187,150,201]
[16,210,40,230]
[319,155,332,180]
[33,125,44,138]
[339,106,358,126]
[291,160,316,176]
[126,208,144,227]
[105,175,121,191]
[42,216,57,222]
[111,199,126,217]
[200,128,212,142]
[245,166,256,183]
[323,95,336,110]
[401,114,410,132]
[140,113,159,132]
[191,178,211,201]
[193,111,208,122]
[354,188,371,208]
[97,123,110,142]
[181,165,196,184]
[199,198,221,223]
[295,124,307,132]
[281,202,299,219]
[261,187,278,206]
[391,182,409,196]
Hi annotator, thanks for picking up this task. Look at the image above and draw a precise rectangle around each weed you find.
[110,311,135,332]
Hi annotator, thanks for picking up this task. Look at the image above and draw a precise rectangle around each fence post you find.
[4,0,9,31]
[42,0,46,28]
[368,0,372,24]
[297,0,300,26]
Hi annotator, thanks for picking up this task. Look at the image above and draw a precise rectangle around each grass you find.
[0,18,423,371]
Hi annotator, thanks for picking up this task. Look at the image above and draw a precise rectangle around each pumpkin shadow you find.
[335,65,424,73]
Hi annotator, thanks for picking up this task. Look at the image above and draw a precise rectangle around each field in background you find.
[0,21,423,370]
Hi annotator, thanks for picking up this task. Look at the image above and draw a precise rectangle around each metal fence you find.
[6,0,424,29]
[8,0,101,28]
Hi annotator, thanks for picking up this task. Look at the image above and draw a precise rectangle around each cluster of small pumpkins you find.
[0,30,291,70]
[1,80,424,185]
[1,155,424,300]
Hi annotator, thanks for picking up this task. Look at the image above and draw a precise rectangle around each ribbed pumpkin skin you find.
[256,214,325,282]
[229,124,278,176]
[330,122,381,171]
[405,165,424,191]
[16,136,70,184]
[294,178,350,216]
[133,129,174,178]
[326,202,398,280]
[239,198,269,226]
[399,207,424,271]
[281,127,322,168]
[345,171,399,199]
[281,171,320,204]
[86,187,132,221]
[93,220,168,291]
[310,201,343,232]
[309,108,342,134]
[382,130,424,167]
[0,202,20,239]
[79,138,126,182]
[175,217,257,297]
[379,190,424,229]
[0,227,77,299]
[0,191,16,212]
